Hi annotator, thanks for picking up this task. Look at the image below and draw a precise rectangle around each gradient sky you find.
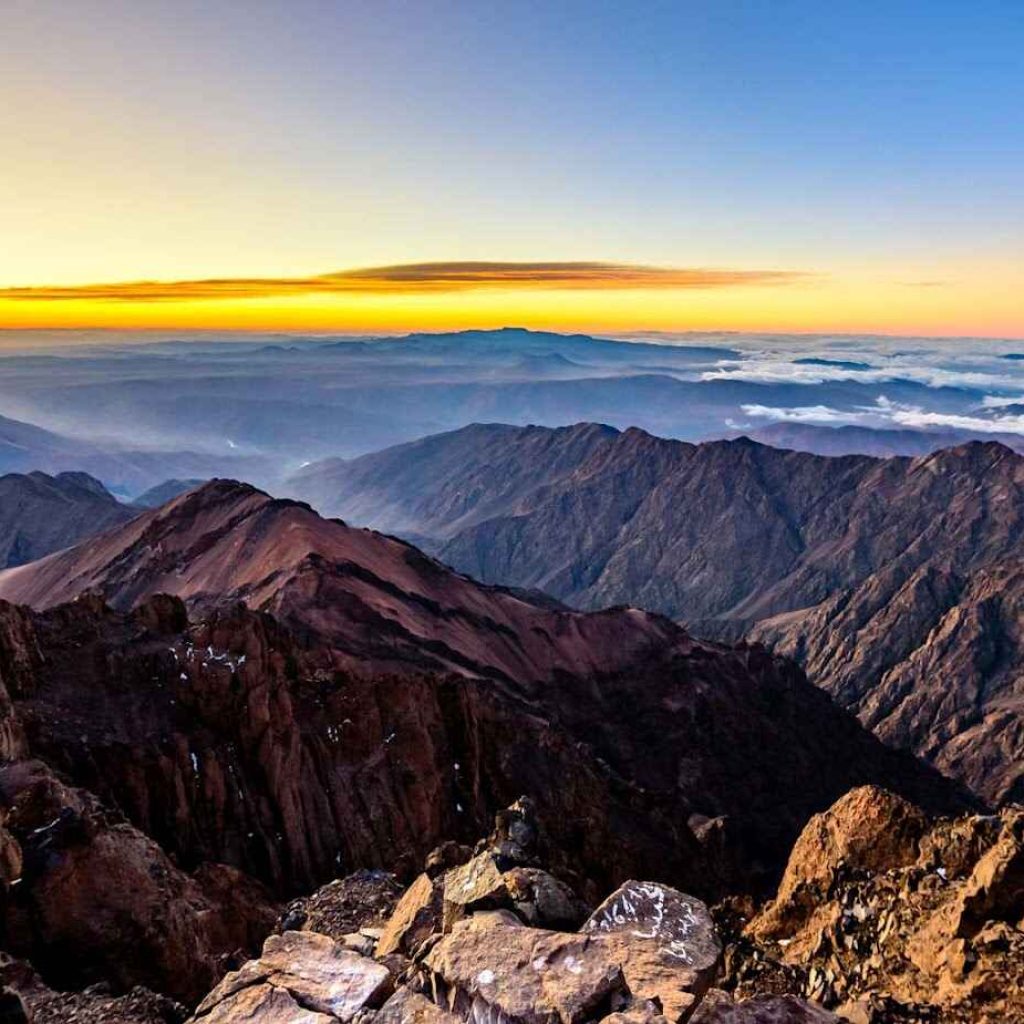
[2,0,1022,337]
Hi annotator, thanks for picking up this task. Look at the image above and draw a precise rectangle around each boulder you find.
[441,851,509,930]
[424,911,627,1023]
[192,932,392,1023]
[749,787,928,941]
[583,881,721,1022]
[195,982,333,1023]
[504,867,588,930]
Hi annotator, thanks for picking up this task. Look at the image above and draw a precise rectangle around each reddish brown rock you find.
[191,932,392,1023]
[375,873,443,959]
[424,911,627,1023]
[739,791,1024,1021]
[0,760,276,1005]
[748,786,928,944]
[583,881,721,1022]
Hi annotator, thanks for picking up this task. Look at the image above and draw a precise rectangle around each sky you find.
[1,0,1022,337]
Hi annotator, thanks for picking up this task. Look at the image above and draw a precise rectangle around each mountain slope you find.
[0,480,962,903]
[286,424,1024,803]
[0,470,138,568]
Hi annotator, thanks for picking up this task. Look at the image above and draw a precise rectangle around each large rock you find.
[504,867,588,930]
[738,792,1024,1020]
[424,911,627,1023]
[749,786,928,942]
[583,881,721,1022]
[0,760,276,1005]
[375,873,444,959]
[442,851,509,926]
[192,932,392,1023]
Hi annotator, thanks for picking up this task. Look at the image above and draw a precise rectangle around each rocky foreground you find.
[9,788,1017,1024]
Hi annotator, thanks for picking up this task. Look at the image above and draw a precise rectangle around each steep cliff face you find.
[285,425,1024,804]
[755,559,1024,805]
[0,593,959,905]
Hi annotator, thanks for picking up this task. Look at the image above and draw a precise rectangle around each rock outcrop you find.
[0,759,277,1005]
[726,787,1024,1022]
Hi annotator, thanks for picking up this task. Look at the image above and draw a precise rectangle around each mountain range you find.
[0,477,967,1010]
[0,329,1022,1020]
[288,423,1024,804]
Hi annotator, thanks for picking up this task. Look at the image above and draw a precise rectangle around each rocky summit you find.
[183,802,844,1024]
[0,477,1013,1022]
[142,793,1021,1024]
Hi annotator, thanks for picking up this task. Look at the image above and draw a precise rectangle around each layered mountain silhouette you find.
[747,421,1024,458]
[289,423,1024,803]
[0,409,274,499]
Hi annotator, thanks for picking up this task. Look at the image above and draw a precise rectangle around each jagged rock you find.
[583,881,721,1022]
[374,988,460,1023]
[738,791,1024,1021]
[424,911,627,1023]
[195,983,333,1023]
[504,867,588,930]
[375,874,444,959]
[749,787,928,944]
[192,932,392,1023]
[424,843,473,880]
[0,760,276,1004]
[906,808,1024,1008]
[441,852,509,930]
[488,798,540,869]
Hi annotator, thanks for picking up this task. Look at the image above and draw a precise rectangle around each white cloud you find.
[702,358,1018,391]
[741,395,1024,436]
[887,408,1024,434]
[741,404,872,424]
[982,395,1024,409]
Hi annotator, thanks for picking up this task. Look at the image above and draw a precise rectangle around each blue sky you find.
[2,0,1022,335]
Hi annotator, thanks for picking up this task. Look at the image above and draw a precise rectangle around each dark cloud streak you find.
[0,261,811,303]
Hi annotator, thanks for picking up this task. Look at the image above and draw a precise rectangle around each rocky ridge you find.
[0,483,960,900]
[287,424,1024,804]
